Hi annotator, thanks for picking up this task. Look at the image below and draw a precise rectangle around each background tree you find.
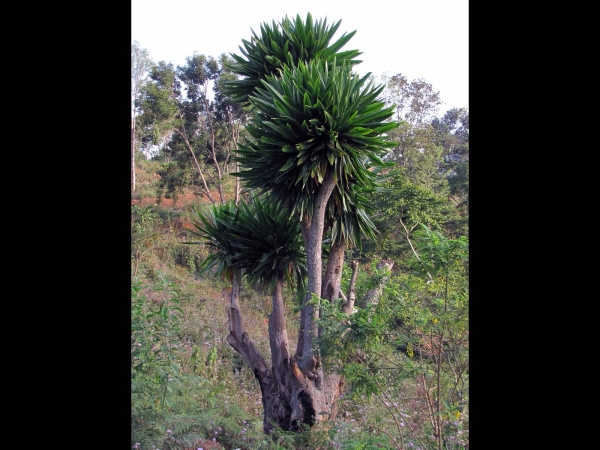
[317,226,469,450]
[132,41,153,191]
[213,53,250,204]
[138,56,245,204]
[137,61,180,158]
[354,76,469,264]
[177,53,228,204]
[381,73,442,126]
[381,74,448,195]
[431,108,469,236]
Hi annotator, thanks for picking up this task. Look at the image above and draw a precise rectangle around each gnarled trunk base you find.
[227,322,331,432]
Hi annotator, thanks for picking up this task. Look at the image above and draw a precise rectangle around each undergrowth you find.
[131,179,468,450]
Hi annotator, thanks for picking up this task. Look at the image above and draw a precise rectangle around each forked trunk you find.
[226,252,395,434]
[226,271,338,432]
[225,170,379,432]
[131,118,136,192]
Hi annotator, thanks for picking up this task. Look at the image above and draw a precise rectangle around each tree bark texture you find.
[322,239,346,303]
[226,271,340,432]
[341,260,359,314]
[131,119,136,192]
[297,168,337,377]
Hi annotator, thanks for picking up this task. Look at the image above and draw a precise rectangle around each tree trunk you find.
[225,173,394,432]
[297,168,336,375]
[322,238,346,303]
[227,259,396,433]
[359,260,395,308]
[226,170,342,432]
[174,124,216,204]
[341,260,359,314]
[318,238,348,422]
[264,275,293,431]
[226,270,340,432]
[131,118,136,192]
[202,88,225,204]
[225,271,274,431]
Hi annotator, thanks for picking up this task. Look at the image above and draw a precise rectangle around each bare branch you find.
[341,260,359,314]
[399,217,432,281]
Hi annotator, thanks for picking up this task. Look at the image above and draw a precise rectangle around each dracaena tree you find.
[192,13,399,433]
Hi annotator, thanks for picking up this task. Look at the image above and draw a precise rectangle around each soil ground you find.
[131,192,201,209]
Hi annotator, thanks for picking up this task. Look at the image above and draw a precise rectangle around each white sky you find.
[132,0,468,115]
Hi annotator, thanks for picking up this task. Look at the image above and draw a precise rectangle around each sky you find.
[131,0,468,115]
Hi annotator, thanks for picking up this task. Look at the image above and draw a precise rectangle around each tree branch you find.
[226,270,270,386]
[399,217,433,282]
[341,260,359,314]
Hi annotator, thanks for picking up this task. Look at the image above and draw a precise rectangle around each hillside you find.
[131,159,469,450]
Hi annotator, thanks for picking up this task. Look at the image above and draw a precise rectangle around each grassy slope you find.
[131,158,469,450]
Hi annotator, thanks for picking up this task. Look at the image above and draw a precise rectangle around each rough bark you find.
[225,271,273,431]
[131,119,136,191]
[297,168,336,375]
[225,172,398,432]
[322,239,346,303]
[226,271,268,375]
[341,260,359,314]
[226,270,337,432]
[265,276,293,430]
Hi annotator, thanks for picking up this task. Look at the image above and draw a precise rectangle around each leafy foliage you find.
[187,195,307,294]
[317,226,469,449]
[225,12,362,105]
[234,58,397,221]
[362,171,450,262]
[138,61,181,147]
[185,200,239,282]
[131,275,184,412]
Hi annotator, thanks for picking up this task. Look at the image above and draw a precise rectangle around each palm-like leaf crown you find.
[224,12,362,105]
[234,59,398,227]
[186,201,240,282]
[187,197,307,295]
[229,197,307,289]
[327,181,381,247]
